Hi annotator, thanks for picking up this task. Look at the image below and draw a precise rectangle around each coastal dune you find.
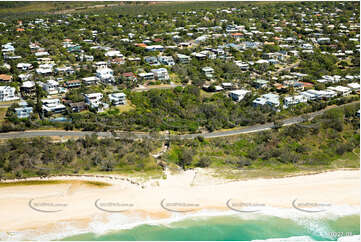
[0,169,359,240]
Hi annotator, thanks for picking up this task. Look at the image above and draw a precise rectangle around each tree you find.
[177,148,193,170]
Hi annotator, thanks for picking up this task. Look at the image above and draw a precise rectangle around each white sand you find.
[0,169,359,239]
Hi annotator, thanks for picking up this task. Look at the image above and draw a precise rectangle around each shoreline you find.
[0,169,359,240]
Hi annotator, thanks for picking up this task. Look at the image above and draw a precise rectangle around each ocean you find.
[61,210,360,241]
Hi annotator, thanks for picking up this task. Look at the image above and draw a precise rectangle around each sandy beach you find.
[0,169,359,240]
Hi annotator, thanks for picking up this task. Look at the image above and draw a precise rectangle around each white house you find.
[95,61,108,69]
[283,95,308,109]
[176,54,191,64]
[17,63,33,71]
[145,45,164,52]
[108,93,126,106]
[1,43,15,53]
[327,86,352,96]
[0,86,19,102]
[15,101,33,118]
[151,68,169,81]
[78,54,94,62]
[41,98,66,113]
[36,64,53,75]
[96,68,115,83]
[202,67,214,78]
[82,76,99,85]
[347,82,360,91]
[138,72,154,81]
[158,56,175,66]
[55,66,75,75]
[300,91,317,101]
[234,61,249,70]
[317,37,331,44]
[301,89,337,100]
[84,93,104,108]
[35,51,49,57]
[42,80,59,95]
[229,89,251,102]
[105,50,123,58]
[253,93,280,110]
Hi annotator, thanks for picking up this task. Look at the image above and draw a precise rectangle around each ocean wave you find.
[1,206,359,241]
[251,235,315,241]
[250,235,361,242]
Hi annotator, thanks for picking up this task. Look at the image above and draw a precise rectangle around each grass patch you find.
[114,102,135,113]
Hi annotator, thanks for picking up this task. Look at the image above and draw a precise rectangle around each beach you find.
[0,169,359,240]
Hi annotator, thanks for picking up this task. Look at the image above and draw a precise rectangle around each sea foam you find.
[1,205,359,241]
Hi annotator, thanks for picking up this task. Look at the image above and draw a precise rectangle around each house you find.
[254,79,269,89]
[95,61,108,69]
[110,57,125,65]
[283,80,306,91]
[144,56,160,66]
[347,83,360,91]
[20,81,36,95]
[78,54,94,62]
[253,93,280,110]
[0,86,19,102]
[105,50,123,58]
[19,73,32,82]
[84,93,103,108]
[96,68,114,83]
[176,54,191,64]
[138,72,154,81]
[145,45,164,52]
[15,101,33,118]
[84,93,109,111]
[229,89,251,102]
[42,80,59,95]
[151,68,169,81]
[221,83,233,90]
[1,43,15,53]
[301,89,337,100]
[317,37,331,44]
[191,52,207,60]
[158,56,175,66]
[41,98,66,114]
[0,74,12,82]
[234,61,249,70]
[55,66,75,76]
[17,63,33,71]
[283,95,308,109]
[69,102,87,113]
[36,64,53,75]
[82,76,99,85]
[327,86,352,96]
[202,67,214,78]
[122,72,137,82]
[35,51,49,57]
[65,80,82,88]
[300,91,317,101]
[108,93,127,105]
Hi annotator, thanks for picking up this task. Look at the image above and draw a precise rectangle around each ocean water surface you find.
[62,213,360,241]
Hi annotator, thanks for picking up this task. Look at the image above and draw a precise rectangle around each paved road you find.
[0,103,351,141]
